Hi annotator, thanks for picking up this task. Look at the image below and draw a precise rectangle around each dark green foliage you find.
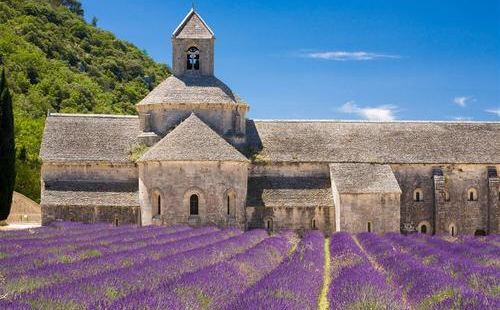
[0,0,170,201]
[18,146,27,161]
[0,69,16,220]
[50,0,84,16]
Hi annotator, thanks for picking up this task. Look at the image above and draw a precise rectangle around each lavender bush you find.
[20,229,267,308]
[228,230,325,310]
[110,233,294,309]
[386,232,500,305]
[0,223,498,309]
[357,232,496,309]
[328,232,403,309]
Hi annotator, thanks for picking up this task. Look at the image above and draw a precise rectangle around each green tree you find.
[0,68,16,221]
[0,0,170,201]
[51,0,84,16]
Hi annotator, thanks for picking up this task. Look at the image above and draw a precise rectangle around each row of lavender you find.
[1,222,498,309]
[329,232,499,309]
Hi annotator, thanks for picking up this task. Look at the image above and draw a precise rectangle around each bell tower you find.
[172,9,215,76]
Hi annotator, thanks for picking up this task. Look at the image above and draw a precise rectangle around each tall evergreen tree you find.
[0,68,16,221]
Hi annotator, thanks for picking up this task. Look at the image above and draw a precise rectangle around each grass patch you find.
[81,249,101,259]
[317,237,331,310]
[58,255,73,264]
[104,287,121,300]
[418,288,456,309]
[129,143,149,161]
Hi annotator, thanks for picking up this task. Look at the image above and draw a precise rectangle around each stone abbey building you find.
[40,9,500,235]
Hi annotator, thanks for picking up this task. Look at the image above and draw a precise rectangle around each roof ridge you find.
[48,113,138,119]
[251,119,499,124]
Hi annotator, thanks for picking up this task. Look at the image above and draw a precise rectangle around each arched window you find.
[413,188,423,202]
[311,219,317,230]
[367,222,372,233]
[190,194,199,215]
[151,191,162,218]
[186,47,200,70]
[449,223,457,237]
[226,191,236,217]
[265,218,273,232]
[467,188,478,201]
[157,195,161,216]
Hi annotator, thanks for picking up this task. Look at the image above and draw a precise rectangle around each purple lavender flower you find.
[228,230,325,310]
[110,233,293,310]
[328,232,403,310]
[20,229,267,308]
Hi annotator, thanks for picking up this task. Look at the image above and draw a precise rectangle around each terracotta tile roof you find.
[247,176,333,207]
[138,113,248,162]
[40,114,139,163]
[330,163,401,194]
[247,120,500,164]
[137,75,245,106]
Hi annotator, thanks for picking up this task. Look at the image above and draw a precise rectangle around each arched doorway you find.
[417,221,432,235]
[421,225,427,234]
[474,229,486,236]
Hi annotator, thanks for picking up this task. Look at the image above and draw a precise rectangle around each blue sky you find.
[81,0,499,121]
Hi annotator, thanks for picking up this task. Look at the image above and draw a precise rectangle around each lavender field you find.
[0,223,498,310]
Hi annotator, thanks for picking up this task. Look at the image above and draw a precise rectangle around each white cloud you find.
[305,51,400,61]
[453,96,473,107]
[486,108,500,117]
[339,101,397,121]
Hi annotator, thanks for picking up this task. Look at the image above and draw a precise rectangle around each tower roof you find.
[137,75,246,107]
[138,113,248,162]
[173,8,215,39]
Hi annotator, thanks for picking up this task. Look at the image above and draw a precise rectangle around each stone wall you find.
[391,165,435,232]
[247,162,334,233]
[333,192,400,233]
[246,205,334,234]
[392,164,499,235]
[487,171,499,234]
[41,205,140,225]
[7,192,41,224]
[139,160,248,229]
[172,38,214,76]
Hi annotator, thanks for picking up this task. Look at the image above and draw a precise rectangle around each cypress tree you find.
[0,68,16,221]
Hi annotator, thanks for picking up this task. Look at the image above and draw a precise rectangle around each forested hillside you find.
[0,0,170,201]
